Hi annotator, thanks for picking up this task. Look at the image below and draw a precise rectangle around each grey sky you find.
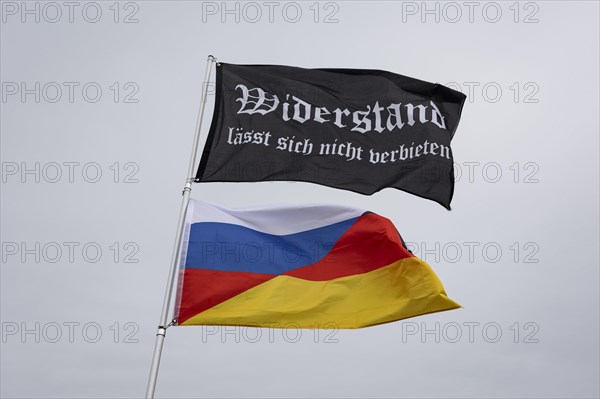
[1,1,599,398]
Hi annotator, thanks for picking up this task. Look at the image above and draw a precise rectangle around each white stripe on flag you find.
[186,199,365,235]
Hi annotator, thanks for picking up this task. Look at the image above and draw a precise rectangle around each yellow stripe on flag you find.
[181,257,461,329]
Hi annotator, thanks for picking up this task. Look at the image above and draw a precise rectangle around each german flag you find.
[175,200,460,329]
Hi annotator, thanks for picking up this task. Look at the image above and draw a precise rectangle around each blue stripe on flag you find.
[184,217,359,274]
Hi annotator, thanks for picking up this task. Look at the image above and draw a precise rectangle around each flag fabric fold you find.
[195,63,466,209]
[174,199,460,329]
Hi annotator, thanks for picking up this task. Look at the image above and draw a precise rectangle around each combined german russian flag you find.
[175,200,460,329]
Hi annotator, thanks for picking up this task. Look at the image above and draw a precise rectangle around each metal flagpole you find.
[145,55,217,399]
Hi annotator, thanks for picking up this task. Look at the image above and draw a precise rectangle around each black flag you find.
[196,63,466,209]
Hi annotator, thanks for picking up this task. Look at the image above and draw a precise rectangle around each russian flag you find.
[175,200,460,329]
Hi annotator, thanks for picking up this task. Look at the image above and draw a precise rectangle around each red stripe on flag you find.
[177,269,274,325]
[284,213,413,281]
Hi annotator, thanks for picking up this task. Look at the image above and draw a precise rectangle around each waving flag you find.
[196,63,466,209]
[175,199,460,329]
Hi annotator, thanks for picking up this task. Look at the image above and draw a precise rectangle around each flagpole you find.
[145,55,217,399]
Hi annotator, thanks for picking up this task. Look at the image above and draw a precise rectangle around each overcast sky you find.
[1,1,599,398]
